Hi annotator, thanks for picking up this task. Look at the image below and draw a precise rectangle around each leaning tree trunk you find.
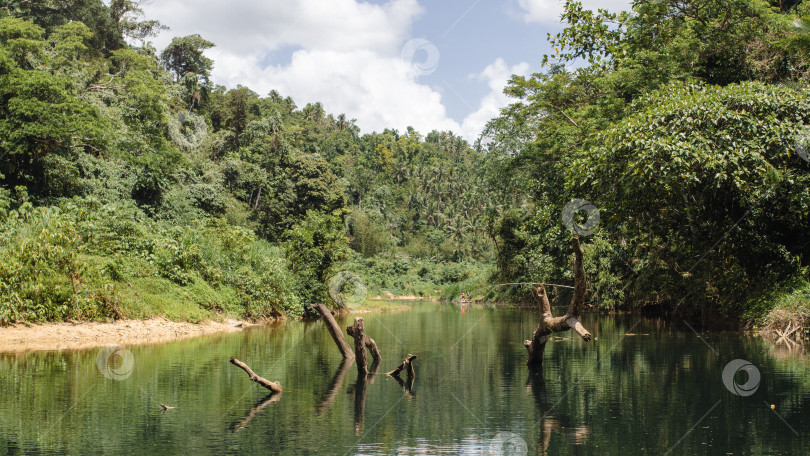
[312,303,355,360]
[525,236,593,366]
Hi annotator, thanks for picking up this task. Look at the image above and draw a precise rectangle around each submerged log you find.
[525,237,592,367]
[230,358,283,393]
[386,354,417,378]
[312,303,355,360]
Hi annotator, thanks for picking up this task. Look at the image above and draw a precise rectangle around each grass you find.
[760,279,810,340]
[118,277,239,323]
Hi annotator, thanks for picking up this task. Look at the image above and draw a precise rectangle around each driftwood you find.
[348,318,368,375]
[776,321,804,346]
[386,354,417,378]
[230,358,283,393]
[524,237,592,366]
[312,303,355,360]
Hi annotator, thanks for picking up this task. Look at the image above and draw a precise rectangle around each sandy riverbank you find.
[0,318,256,353]
[0,304,417,353]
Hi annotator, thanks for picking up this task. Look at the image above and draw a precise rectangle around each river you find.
[1,301,808,455]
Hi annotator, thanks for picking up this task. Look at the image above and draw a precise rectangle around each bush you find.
[0,196,308,324]
[571,82,810,315]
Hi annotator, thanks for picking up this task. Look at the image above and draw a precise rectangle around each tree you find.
[570,81,810,313]
[108,0,166,43]
[0,17,106,197]
[285,211,350,310]
[481,0,810,315]
[160,34,214,83]
[348,209,390,257]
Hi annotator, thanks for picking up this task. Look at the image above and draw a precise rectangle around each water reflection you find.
[231,392,281,433]
[0,302,808,455]
[317,358,354,415]
[527,367,591,455]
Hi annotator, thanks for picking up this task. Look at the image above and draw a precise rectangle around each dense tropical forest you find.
[0,0,808,332]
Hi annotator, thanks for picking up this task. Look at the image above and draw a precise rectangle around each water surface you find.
[1,302,808,455]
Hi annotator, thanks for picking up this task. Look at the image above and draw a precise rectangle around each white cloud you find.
[142,0,422,55]
[220,48,462,136]
[459,59,531,142]
[517,0,632,24]
[140,0,529,142]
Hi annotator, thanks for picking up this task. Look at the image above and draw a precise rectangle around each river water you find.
[1,301,808,455]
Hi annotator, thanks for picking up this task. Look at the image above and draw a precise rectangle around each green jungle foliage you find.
[1,0,809,327]
[0,2,493,324]
[483,0,810,324]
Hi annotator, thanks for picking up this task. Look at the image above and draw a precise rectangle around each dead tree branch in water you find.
[346,317,382,374]
[312,303,355,360]
[230,358,283,393]
[386,354,417,378]
[524,237,592,367]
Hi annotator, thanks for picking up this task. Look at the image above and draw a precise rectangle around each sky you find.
[139,0,632,142]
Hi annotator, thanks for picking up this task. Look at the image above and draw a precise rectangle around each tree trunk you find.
[254,186,262,209]
[525,237,592,367]
[312,303,355,360]
[347,323,382,368]
[229,358,283,393]
[347,317,369,375]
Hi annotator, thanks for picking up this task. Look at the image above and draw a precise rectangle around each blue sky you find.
[141,0,631,141]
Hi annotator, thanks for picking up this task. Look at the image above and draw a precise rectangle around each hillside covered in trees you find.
[1,0,809,331]
[0,0,496,323]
